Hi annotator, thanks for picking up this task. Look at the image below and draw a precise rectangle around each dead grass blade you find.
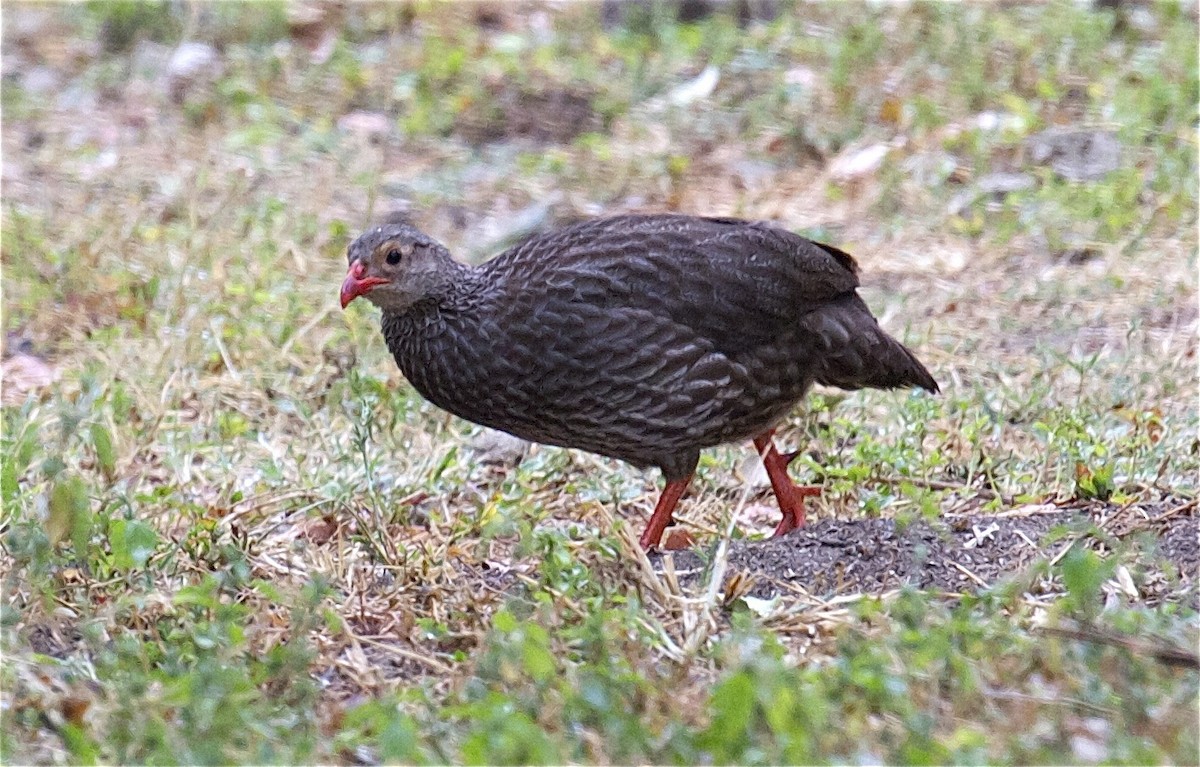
[1036,625,1200,670]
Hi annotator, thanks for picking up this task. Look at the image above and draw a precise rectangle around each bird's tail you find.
[804,295,939,394]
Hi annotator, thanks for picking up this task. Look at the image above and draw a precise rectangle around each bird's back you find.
[384,214,935,472]
[482,214,862,349]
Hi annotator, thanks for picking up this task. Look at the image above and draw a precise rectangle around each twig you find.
[343,625,455,675]
[208,318,241,381]
[611,519,688,662]
[1048,494,1145,566]
[620,524,673,605]
[1037,625,1199,670]
[980,685,1115,716]
[338,498,401,566]
[226,489,324,523]
[1149,497,1199,524]
[1013,528,1039,551]
[681,478,754,658]
[1094,494,1150,536]
[870,475,1011,505]
[670,513,722,539]
[945,559,991,589]
[1047,537,1078,568]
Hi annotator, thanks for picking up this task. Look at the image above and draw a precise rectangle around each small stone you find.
[784,66,817,88]
[1070,733,1107,763]
[468,429,529,467]
[737,454,771,488]
[974,110,1027,133]
[21,65,61,95]
[1027,128,1121,181]
[337,111,393,140]
[947,172,1036,215]
[167,42,221,104]
[665,65,719,107]
[830,142,890,181]
[732,159,777,189]
[976,171,1037,195]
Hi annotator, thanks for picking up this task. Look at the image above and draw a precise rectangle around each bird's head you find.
[340,223,455,313]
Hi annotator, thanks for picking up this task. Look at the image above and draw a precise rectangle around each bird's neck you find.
[380,263,488,367]
[380,268,495,417]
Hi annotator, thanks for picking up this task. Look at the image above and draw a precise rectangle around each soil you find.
[657,496,1198,603]
[455,85,600,145]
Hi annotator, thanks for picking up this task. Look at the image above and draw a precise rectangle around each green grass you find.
[2,2,1197,764]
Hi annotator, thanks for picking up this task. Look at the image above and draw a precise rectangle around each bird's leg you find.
[753,430,821,537]
[639,475,694,550]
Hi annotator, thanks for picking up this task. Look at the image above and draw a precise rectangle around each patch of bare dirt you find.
[456,85,601,145]
[660,497,1197,602]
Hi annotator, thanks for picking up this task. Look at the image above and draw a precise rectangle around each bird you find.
[340,213,938,549]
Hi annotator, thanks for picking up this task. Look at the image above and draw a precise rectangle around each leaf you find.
[879,96,903,125]
[660,527,696,550]
[110,518,159,570]
[173,579,220,609]
[71,497,94,559]
[59,722,99,765]
[252,579,284,602]
[522,642,555,682]
[702,670,756,756]
[762,679,797,735]
[491,609,517,633]
[379,711,421,763]
[109,519,130,569]
[42,455,66,480]
[322,607,344,633]
[1061,547,1112,615]
[1,457,18,505]
[2,423,38,504]
[740,595,780,618]
[90,422,116,479]
[1074,462,1114,501]
[48,475,90,548]
[125,521,158,568]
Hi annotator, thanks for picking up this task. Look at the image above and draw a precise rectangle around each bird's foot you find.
[753,429,821,537]
[770,484,821,537]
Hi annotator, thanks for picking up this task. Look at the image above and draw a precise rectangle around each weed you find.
[2,2,1195,763]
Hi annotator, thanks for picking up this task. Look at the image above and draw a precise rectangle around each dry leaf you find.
[660,528,696,550]
[1,353,59,406]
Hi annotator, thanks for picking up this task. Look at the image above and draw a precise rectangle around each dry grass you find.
[1,2,1197,763]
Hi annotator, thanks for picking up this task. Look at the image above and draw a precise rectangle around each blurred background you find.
[2,2,1197,763]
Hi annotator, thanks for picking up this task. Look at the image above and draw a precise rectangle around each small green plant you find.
[1,2,1195,764]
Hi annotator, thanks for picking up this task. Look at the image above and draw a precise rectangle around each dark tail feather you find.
[850,333,940,393]
[804,296,939,394]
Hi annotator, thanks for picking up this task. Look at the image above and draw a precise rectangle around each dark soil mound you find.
[660,497,1197,603]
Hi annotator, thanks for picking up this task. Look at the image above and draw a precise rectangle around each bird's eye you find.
[385,242,414,265]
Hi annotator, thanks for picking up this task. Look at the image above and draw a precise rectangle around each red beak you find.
[340,261,390,309]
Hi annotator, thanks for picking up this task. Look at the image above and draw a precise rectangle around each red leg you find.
[753,430,821,537]
[639,475,693,550]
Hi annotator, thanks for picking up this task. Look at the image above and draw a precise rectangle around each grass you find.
[2,1,1197,764]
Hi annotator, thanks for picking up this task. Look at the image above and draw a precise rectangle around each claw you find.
[752,429,821,536]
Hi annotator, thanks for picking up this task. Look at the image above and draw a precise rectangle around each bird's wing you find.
[488,215,861,354]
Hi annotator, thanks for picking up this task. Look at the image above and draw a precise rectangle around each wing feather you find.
[484,214,860,355]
